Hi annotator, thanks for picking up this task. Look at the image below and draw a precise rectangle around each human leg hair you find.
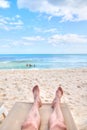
[21,85,42,130]
[48,86,66,130]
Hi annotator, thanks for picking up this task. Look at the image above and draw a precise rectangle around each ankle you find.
[34,97,42,108]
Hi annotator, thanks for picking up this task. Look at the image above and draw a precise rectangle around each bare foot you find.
[32,85,42,107]
[33,85,40,98]
[52,85,63,108]
[56,86,63,98]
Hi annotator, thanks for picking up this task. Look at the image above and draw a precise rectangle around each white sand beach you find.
[0,69,87,130]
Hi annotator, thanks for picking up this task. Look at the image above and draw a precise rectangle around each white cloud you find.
[0,0,10,8]
[12,40,32,46]
[17,0,87,21]
[48,34,87,46]
[1,34,87,54]
[0,38,33,48]
[0,35,45,48]
[0,15,23,31]
[44,28,57,33]
[22,36,45,41]
[34,27,58,33]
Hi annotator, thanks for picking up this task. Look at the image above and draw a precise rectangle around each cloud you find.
[8,34,87,47]
[0,0,10,8]
[22,36,45,41]
[48,34,87,46]
[1,33,87,53]
[0,15,23,31]
[0,35,45,48]
[0,38,32,48]
[12,40,32,46]
[34,27,58,33]
[17,0,87,21]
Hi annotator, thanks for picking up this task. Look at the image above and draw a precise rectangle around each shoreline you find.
[0,68,87,130]
[0,67,87,70]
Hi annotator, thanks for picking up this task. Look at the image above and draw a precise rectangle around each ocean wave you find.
[0,54,87,69]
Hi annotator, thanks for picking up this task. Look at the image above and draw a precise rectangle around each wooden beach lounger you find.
[0,102,8,118]
[0,102,78,130]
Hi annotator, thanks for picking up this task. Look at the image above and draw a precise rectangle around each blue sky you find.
[0,0,87,54]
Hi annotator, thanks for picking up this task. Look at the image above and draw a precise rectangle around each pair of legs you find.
[21,85,66,130]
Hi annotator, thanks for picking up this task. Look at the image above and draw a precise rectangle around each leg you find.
[48,86,66,130]
[21,85,42,130]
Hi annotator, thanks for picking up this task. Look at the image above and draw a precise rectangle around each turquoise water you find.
[0,54,87,69]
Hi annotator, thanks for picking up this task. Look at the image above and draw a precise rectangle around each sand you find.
[0,69,87,130]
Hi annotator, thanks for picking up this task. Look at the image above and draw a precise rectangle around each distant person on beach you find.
[26,64,35,68]
[21,85,66,130]
[26,64,32,67]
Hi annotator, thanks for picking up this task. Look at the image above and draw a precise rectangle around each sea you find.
[0,54,87,69]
